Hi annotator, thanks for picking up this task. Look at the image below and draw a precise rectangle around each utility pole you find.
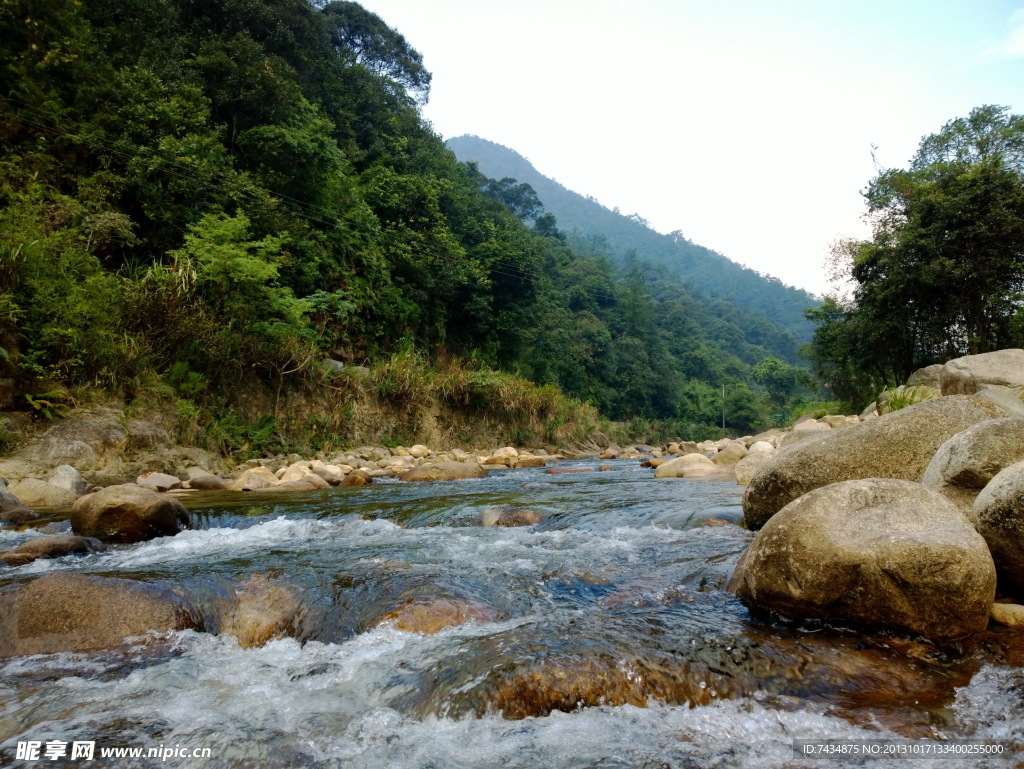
[721,384,725,430]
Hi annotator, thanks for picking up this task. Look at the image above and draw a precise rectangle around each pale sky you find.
[356,0,1024,296]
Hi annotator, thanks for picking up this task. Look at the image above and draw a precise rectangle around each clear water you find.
[1,461,1022,767]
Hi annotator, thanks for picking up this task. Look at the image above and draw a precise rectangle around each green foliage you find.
[807,105,1024,403]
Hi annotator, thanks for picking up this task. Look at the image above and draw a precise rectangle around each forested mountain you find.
[0,0,812,437]
[447,135,818,340]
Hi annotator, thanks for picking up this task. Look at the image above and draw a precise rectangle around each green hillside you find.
[447,135,817,341]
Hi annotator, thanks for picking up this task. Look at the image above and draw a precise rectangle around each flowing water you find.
[1,461,1023,768]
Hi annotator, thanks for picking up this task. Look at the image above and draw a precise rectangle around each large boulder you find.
[735,452,774,486]
[0,534,104,566]
[922,418,1024,519]
[940,349,1024,395]
[974,460,1024,593]
[0,572,201,657]
[731,479,996,642]
[743,395,1003,529]
[711,442,748,466]
[399,462,488,482]
[70,483,189,543]
[230,466,279,491]
[135,471,183,492]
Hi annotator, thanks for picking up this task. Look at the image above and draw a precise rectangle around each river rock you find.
[136,471,182,492]
[731,479,996,642]
[6,477,77,508]
[71,483,189,543]
[974,460,1024,593]
[922,418,1024,519]
[0,572,202,657]
[0,534,104,566]
[0,491,37,523]
[991,603,1024,627]
[735,452,773,486]
[940,349,1024,395]
[654,453,725,478]
[743,395,1004,529]
[907,364,945,389]
[186,468,228,490]
[408,444,431,459]
[375,598,501,634]
[400,462,487,482]
[218,574,304,648]
[973,386,1024,418]
[516,454,547,468]
[231,466,279,491]
[49,464,88,497]
[712,442,748,466]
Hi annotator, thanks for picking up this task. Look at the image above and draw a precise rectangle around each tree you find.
[807,105,1024,397]
[320,1,431,103]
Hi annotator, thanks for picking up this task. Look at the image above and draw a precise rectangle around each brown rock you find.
[990,602,1024,627]
[0,490,37,523]
[743,396,1004,529]
[375,598,500,634]
[0,572,201,657]
[732,479,996,642]
[400,462,488,482]
[0,535,104,566]
[218,574,304,648]
[71,483,189,543]
[544,467,594,474]
[341,468,373,486]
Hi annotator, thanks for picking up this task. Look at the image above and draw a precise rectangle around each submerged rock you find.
[374,598,500,634]
[71,483,189,543]
[0,572,202,656]
[0,534,104,566]
[217,574,305,648]
[732,479,996,642]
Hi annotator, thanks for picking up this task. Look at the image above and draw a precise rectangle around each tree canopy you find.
[805,105,1024,404]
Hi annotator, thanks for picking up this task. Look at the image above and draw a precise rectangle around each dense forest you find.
[0,0,817,445]
[447,135,819,341]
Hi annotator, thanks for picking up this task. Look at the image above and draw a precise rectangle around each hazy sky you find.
[356,0,1024,296]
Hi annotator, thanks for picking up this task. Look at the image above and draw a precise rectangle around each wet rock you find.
[515,455,547,468]
[732,479,996,642]
[940,349,1024,395]
[974,459,1024,593]
[743,395,1004,529]
[0,572,201,657]
[218,574,304,648]
[481,507,544,527]
[375,598,500,634]
[399,461,487,482]
[136,471,183,492]
[544,467,593,474]
[252,478,325,493]
[71,483,189,543]
[922,418,1024,519]
[0,534,104,566]
[0,490,37,523]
